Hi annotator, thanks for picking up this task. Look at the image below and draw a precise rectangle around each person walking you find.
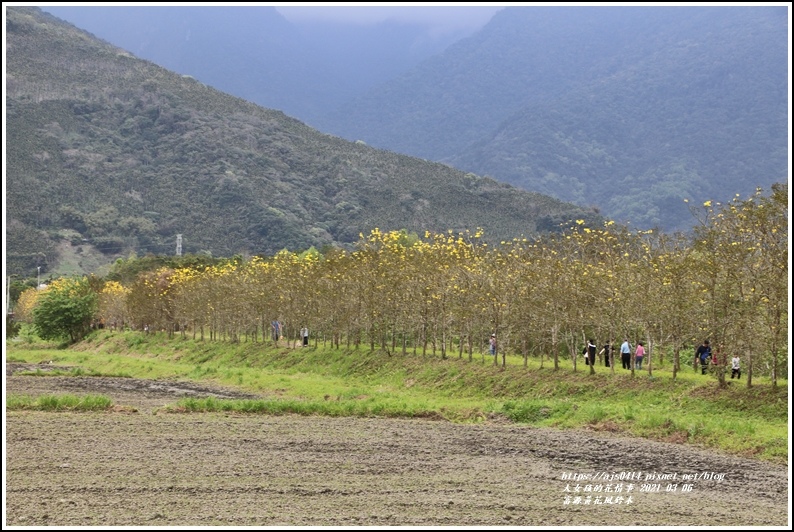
[301,326,309,347]
[620,338,632,370]
[731,355,741,379]
[489,334,497,357]
[695,340,712,375]
[584,339,597,366]
[634,341,646,370]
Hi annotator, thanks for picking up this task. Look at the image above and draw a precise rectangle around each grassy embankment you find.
[5,329,788,464]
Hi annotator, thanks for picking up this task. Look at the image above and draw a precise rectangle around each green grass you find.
[7,393,114,411]
[167,396,440,419]
[6,329,788,464]
[14,366,131,378]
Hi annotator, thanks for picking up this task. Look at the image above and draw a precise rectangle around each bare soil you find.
[4,364,789,527]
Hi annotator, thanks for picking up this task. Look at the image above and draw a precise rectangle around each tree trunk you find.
[715,357,727,388]
[631,350,635,378]
[746,350,753,388]
[770,307,781,387]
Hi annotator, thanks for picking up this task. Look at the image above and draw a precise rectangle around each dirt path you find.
[4,365,789,526]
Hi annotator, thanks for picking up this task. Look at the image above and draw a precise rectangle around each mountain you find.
[5,6,599,278]
[39,5,482,127]
[39,6,788,234]
[320,6,789,232]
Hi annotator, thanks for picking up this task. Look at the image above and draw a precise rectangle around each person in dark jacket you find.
[583,339,597,366]
[695,340,712,375]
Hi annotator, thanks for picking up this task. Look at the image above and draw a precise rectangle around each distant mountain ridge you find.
[5,6,599,278]
[322,6,788,231]
[40,5,479,127]
[39,6,788,232]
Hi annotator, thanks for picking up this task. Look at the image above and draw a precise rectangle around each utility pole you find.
[176,234,182,256]
[6,276,12,315]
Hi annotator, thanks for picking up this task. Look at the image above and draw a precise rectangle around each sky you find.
[275,4,504,32]
[23,2,776,32]
[15,2,505,34]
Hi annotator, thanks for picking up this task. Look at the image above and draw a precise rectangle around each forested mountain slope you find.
[320,6,789,231]
[5,7,599,277]
[35,6,787,233]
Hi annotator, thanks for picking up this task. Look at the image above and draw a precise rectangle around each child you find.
[731,356,741,379]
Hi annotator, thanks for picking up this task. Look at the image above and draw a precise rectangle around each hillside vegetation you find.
[27,7,787,235]
[6,6,599,278]
[323,6,788,232]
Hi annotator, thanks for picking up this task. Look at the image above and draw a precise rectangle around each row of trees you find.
[14,185,787,387]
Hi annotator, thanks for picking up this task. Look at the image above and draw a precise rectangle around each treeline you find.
[13,185,787,388]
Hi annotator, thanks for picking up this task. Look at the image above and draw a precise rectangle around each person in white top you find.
[731,356,741,379]
[301,327,309,347]
[620,339,632,370]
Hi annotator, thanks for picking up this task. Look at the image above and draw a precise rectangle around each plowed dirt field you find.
[4,364,789,527]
